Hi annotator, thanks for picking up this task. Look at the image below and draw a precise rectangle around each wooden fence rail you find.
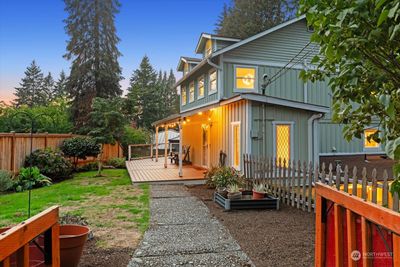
[0,133,123,172]
[242,154,400,213]
[315,183,400,267]
[0,206,60,267]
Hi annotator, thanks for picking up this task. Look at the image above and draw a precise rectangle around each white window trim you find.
[363,127,381,152]
[181,86,187,106]
[233,65,258,93]
[189,81,195,103]
[197,75,205,99]
[230,121,241,170]
[272,121,294,162]
[208,69,218,95]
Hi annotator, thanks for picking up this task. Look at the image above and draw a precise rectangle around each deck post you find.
[178,121,183,177]
[164,125,168,168]
[155,126,159,162]
[128,145,131,161]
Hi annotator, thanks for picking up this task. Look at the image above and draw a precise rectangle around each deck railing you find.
[127,144,153,160]
[315,182,400,266]
[242,154,400,212]
[0,206,60,267]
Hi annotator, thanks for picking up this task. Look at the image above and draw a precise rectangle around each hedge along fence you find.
[242,154,400,213]
[0,133,123,172]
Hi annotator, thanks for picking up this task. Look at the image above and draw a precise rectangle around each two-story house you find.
[153,15,383,172]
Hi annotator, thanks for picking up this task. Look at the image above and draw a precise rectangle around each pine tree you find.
[42,72,55,102]
[53,70,69,100]
[14,60,47,107]
[215,0,299,39]
[64,0,122,129]
[166,69,178,114]
[125,56,158,128]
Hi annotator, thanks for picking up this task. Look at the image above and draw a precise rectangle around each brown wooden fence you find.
[0,133,123,172]
[242,154,400,213]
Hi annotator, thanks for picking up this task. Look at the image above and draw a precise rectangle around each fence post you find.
[128,145,131,161]
[10,131,16,172]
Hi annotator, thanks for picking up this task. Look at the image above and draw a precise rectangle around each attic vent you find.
[307,25,314,33]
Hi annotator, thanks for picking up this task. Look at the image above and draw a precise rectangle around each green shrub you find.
[204,166,219,188]
[121,126,150,157]
[61,137,101,168]
[107,158,126,169]
[0,170,14,192]
[76,162,98,172]
[25,148,73,182]
[211,166,243,189]
[13,167,52,192]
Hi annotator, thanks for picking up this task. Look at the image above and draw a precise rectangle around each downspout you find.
[308,113,323,164]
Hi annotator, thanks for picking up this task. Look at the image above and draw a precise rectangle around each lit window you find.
[183,63,188,75]
[364,129,379,148]
[181,86,187,105]
[235,67,256,89]
[205,39,212,57]
[209,70,217,94]
[189,82,195,103]
[197,76,205,98]
[276,124,291,165]
[232,122,241,169]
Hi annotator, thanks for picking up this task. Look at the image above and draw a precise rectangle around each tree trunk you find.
[97,144,103,176]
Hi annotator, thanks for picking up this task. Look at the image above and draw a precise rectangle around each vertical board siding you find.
[319,122,365,154]
[181,100,248,169]
[251,102,312,163]
[0,133,123,172]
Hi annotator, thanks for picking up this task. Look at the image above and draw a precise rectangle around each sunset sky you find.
[0,0,228,103]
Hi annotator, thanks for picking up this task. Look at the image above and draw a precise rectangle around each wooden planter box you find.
[213,191,280,211]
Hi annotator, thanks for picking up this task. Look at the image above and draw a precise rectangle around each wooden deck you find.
[126,158,206,183]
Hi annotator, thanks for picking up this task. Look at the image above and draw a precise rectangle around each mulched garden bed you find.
[187,185,315,267]
[79,238,133,267]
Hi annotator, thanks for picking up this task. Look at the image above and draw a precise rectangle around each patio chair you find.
[171,145,191,165]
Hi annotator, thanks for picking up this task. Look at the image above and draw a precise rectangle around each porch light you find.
[183,121,186,125]
[208,117,211,121]
[187,118,190,122]
[198,112,203,115]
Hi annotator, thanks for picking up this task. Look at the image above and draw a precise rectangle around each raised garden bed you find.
[213,191,280,211]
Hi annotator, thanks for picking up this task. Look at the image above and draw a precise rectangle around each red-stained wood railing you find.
[315,183,400,267]
[0,206,60,267]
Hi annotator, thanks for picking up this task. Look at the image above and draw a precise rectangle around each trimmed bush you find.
[61,137,101,168]
[0,170,14,192]
[25,148,73,182]
[107,157,126,169]
[13,167,52,192]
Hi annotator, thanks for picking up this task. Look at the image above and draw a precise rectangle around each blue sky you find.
[0,0,229,102]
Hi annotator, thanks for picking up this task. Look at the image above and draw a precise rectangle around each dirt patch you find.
[79,237,133,267]
[320,154,394,180]
[187,185,315,267]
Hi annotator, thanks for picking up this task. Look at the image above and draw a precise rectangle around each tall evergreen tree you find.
[215,0,299,39]
[53,70,69,100]
[64,0,122,129]
[125,56,158,128]
[14,60,48,107]
[166,69,178,114]
[42,72,55,102]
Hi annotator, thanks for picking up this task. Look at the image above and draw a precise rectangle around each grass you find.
[0,169,150,248]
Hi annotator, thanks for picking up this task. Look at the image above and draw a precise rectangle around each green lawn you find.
[0,169,150,248]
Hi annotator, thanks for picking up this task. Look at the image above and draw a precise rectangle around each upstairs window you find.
[205,39,212,57]
[209,70,217,94]
[235,66,256,90]
[183,63,189,75]
[181,86,187,105]
[364,128,379,149]
[189,82,195,103]
[198,76,205,99]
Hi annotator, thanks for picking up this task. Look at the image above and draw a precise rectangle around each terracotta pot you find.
[252,190,265,199]
[227,191,242,200]
[60,224,90,267]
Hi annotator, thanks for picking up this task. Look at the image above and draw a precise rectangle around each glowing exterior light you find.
[198,112,203,115]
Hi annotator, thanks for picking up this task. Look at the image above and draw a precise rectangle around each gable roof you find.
[211,15,306,58]
[195,33,241,54]
[177,56,202,71]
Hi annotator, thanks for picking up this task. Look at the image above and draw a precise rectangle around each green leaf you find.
[388,2,399,18]
[390,24,400,40]
[378,9,389,26]
[385,137,400,160]
[375,0,387,10]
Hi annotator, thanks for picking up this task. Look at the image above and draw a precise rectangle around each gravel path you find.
[128,185,254,267]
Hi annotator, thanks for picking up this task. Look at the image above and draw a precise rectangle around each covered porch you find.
[126,158,205,183]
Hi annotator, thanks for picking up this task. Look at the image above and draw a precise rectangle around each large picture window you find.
[189,82,195,103]
[235,66,256,90]
[181,86,187,105]
[364,128,379,149]
[209,70,217,94]
[197,76,205,99]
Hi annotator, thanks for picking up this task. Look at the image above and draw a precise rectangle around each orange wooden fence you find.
[315,183,400,267]
[0,206,60,267]
[0,133,123,172]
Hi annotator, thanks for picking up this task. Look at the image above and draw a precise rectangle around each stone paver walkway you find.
[128,185,254,267]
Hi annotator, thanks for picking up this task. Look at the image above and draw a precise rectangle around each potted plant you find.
[253,184,266,199]
[211,166,242,197]
[59,224,90,267]
[227,184,242,200]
